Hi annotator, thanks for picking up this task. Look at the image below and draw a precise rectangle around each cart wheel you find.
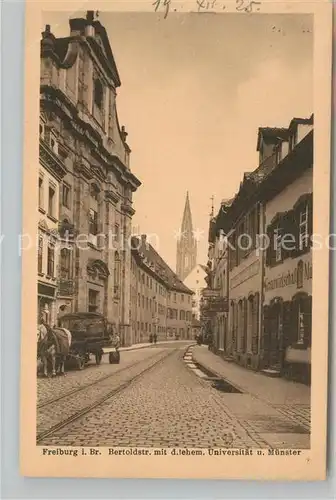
[76,356,85,370]
[95,352,102,365]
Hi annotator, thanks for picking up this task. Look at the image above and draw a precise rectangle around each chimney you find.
[86,11,94,23]
[85,10,95,37]
[41,24,55,50]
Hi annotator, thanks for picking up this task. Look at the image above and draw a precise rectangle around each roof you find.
[199,264,208,273]
[132,235,193,294]
[211,121,313,235]
[257,127,289,151]
[288,114,314,131]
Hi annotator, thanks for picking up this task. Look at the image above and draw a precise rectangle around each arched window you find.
[89,184,100,237]
[114,252,121,292]
[60,248,72,280]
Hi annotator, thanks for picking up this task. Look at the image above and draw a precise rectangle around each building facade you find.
[38,128,67,326]
[183,264,207,320]
[176,192,197,281]
[40,12,141,344]
[205,115,313,384]
[261,119,313,383]
[130,235,193,344]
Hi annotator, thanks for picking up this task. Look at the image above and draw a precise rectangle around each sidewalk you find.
[192,346,310,406]
[120,339,193,352]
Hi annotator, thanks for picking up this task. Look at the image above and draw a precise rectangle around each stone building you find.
[130,235,193,343]
[40,11,141,344]
[183,263,207,320]
[205,114,313,384]
[176,192,197,281]
[262,118,313,383]
[38,124,67,326]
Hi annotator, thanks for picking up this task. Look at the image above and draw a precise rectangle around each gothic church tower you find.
[176,192,197,281]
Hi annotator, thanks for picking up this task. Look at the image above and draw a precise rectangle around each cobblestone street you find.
[37,343,310,449]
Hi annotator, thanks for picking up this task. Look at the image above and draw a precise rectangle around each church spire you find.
[181,191,193,233]
[176,192,197,281]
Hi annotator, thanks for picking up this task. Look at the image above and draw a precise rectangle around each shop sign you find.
[265,259,312,292]
[207,297,229,313]
[201,288,221,298]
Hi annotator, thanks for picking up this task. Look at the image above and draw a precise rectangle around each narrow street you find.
[37,342,310,450]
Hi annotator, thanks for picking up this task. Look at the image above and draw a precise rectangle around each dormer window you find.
[275,143,282,164]
[94,79,103,109]
[289,130,298,152]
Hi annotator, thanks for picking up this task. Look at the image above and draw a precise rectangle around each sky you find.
[42,11,313,271]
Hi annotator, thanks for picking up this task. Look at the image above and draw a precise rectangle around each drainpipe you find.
[258,202,266,360]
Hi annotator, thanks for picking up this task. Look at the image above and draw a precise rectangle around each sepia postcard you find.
[21,0,332,480]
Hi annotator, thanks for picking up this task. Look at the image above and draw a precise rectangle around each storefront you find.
[262,255,312,384]
[37,282,57,326]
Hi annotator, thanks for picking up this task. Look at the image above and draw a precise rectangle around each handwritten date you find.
[153,0,261,17]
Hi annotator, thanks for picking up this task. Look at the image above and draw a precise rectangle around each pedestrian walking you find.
[153,333,157,344]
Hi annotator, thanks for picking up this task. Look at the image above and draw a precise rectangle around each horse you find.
[37,326,72,377]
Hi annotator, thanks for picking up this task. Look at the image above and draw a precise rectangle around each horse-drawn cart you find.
[58,312,120,370]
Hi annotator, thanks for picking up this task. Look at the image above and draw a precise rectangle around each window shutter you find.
[242,298,247,353]
[302,295,312,348]
[282,211,294,259]
[266,226,272,267]
[292,206,301,257]
[291,299,300,345]
[252,293,259,354]
[262,305,270,352]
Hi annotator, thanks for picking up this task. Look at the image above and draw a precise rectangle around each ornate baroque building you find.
[176,192,197,281]
[39,11,141,344]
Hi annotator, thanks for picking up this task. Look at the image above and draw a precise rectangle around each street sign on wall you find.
[201,288,221,298]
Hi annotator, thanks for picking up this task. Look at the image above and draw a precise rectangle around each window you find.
[274,227,282,262]
[138,293,140,306]
[180,310,185,320]
[89,208,98,235]
[173,293,177,302]
[114,253,121,289]
[60,248,71,280]
[297,304,305,344]
[142,296,145,308]
[47,242,55,277]
[93,79,103,109]
[114,224,119,242]
[38,235,43,274]
[275,143,282,164]
[181,295,184,302]
[299,204,309,250]
[90,183,99,201]
[48,185,55,217]
[88,289,99,313]
[62,183,71,208]
[38,177,44,209]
